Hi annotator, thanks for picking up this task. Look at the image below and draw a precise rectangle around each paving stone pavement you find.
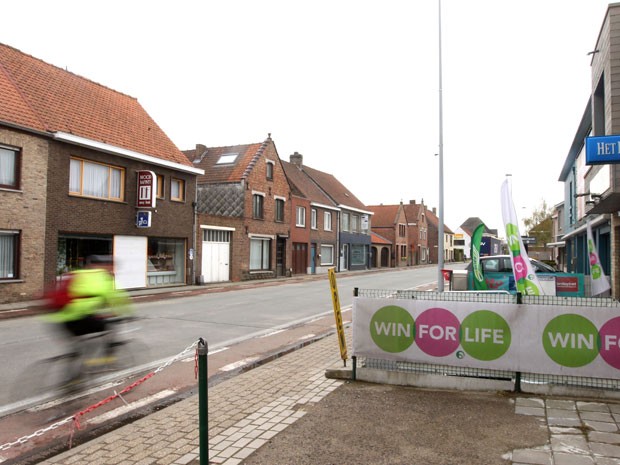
[39,331,347,465]
[33,326,620,465]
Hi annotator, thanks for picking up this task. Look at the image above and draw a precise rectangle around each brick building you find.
[0,43,202,303]
[367,203,408,268]
[403,200,429,265]
[282,155,339,275]
[185,136,291,283]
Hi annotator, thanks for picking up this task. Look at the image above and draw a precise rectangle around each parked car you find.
[465,255,584,296]
[466,255,558,274]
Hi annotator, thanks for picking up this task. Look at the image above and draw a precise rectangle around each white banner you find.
[587,221,611,296]
[500,178,543,295]
[353,297,620,379]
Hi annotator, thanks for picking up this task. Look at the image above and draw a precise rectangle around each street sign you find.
[586,135,620,165]
[136,211,152,228]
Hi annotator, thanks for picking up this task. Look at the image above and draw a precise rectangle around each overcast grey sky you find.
[1,1,612,233]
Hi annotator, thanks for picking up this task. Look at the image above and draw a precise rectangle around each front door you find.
[340,244,348,271]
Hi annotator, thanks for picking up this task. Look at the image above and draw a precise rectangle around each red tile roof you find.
[371,231,392,245]
[0,43,190,167]
[300,165,368,211]
[184,140,269,184]
[281,160,336,207]
[367,204,401,226]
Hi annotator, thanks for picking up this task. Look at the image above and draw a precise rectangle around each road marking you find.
[220,357,259,372]
[259,329,286,338]
[88,389,176,425]
[298,334,316,341]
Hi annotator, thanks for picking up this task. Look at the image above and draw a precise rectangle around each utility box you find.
[451,270,469,291]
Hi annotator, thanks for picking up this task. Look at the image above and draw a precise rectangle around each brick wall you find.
[44,140,197,286]
[0,128,48,303]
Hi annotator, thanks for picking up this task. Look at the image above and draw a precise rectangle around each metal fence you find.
[354,289,620,393]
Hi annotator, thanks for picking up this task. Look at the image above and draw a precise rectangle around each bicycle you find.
[12,316,148,408]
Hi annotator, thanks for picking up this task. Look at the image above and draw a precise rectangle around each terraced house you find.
[0,43,202,303]
[185,136,291,283]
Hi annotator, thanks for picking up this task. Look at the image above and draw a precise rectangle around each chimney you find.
[290,152,303,167]
[409,200,416,205]
[432,207,437,214]
[194,144,207,162]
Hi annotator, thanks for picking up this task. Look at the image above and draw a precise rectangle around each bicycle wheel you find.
[11,354,83,406]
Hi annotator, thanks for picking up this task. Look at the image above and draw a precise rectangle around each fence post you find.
[514,292,522,392]
[197,338,209,464]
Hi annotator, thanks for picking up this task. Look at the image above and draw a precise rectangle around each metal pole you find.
[437,0,445,292]
[197,338,208,464]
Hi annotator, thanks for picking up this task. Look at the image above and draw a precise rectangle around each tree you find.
[523,200,553,246]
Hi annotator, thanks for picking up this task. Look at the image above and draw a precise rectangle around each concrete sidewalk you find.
[16,325,620,465]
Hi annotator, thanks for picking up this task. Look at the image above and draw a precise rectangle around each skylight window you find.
[216,153,239,165]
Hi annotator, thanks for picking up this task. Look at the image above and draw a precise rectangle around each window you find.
[69,158,124,201]
[311,209,317,229]
[399,224,406,237]
[324,212,332,231]
[275,198,285,222]
[0,231,19,279]
[156,174,164,199]
[342,212,350,232]
[0,146,20,189]
[320,244,334,266]
[266,161,274,180]
[217,153,239,164]
[352,214,359,233]
[171,178,185,201]
[296,206,306,227]
[253,194,264,219]
[250,237,270,270]
[351,244,366,265]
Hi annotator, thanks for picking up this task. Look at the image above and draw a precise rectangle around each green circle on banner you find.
[460,310,511,361]
[370,305,415,353]
[542,314,600,367]
[591,264,602,280]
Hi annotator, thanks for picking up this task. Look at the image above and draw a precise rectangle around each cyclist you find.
[44,255,132,370]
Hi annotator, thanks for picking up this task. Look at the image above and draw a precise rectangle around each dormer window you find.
[217,153,239,165]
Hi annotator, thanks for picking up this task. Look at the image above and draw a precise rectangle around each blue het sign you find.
[136,211,152,228]
[586,135,620,165]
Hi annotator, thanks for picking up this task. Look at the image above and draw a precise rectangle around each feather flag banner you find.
[586,221,610,296]
[500,179,543,295]
[470,223,488,290]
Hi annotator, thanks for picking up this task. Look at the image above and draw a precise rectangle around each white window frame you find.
[324,211,332,231]
[250,237,270,270]
[320,244,334,266]
[311,208,317,229]
[171,178,185,202]
[296,206,306,227]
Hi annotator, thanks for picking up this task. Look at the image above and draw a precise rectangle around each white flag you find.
[500,179,544,295]
[586,221,610,296]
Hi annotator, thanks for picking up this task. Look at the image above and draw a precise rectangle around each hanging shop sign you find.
[137,170,157,208]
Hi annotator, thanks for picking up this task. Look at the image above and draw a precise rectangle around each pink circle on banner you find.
[599,317,620,370]
[415,307,460,357]
[590,253,597,266]
[513,256,528,281]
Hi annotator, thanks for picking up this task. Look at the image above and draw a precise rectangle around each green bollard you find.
[197,338,208,464]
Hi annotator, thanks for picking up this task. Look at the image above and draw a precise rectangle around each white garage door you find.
[201,229,231,283]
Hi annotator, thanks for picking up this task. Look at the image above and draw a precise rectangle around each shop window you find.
[351,244,366,266]
[147,238,185,285]
[250,237,270,270]
[0,231,19,279]
[69,157,124,201]
[171,178,185,201]
[0,145,20,189]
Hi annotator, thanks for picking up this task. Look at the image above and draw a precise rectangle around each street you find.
[0,265,461,464]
